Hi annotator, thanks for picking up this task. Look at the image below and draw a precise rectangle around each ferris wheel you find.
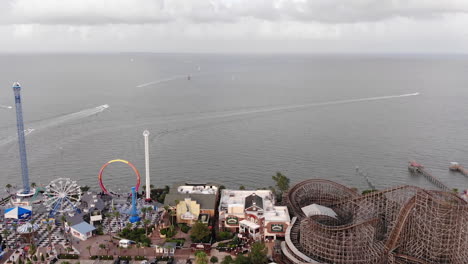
[43,178,82,215]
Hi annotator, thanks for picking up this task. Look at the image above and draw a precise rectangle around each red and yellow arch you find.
[98,159,140,195]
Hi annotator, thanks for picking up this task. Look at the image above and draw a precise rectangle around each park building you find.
[218,189,290,241]
[163,182,219,226]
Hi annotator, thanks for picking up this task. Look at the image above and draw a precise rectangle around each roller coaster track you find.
[384,196,416,252]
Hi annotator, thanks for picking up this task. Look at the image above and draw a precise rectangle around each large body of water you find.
[1,54,468,194]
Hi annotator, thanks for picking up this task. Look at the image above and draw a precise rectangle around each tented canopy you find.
[17,223,40,234]
[4,206,32,219]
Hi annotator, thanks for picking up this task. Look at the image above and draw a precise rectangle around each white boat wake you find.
[0,104,13,109]
[0,104,109,147]
[189,93,420,121]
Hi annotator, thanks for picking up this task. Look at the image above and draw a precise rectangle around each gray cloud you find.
[1,0,468,25]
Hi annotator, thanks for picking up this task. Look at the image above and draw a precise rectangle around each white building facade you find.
[219,190,290,240]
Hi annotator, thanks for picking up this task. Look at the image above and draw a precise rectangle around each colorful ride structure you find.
[98,159,141,195]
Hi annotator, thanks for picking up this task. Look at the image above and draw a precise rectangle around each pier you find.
[408,161,450,191]
[449,162,468,176]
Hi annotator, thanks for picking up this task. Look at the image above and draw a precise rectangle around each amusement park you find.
[0,83,175,263]
[1,83,467,264]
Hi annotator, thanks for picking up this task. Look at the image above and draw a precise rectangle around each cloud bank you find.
[0,0,467,53]
[2,0,468,25]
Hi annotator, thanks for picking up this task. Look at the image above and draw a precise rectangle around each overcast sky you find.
[1,0,468,53]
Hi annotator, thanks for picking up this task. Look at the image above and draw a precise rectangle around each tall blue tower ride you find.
[12,82,31,195]
[129,187,141,223]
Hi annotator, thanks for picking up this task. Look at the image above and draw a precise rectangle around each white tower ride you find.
[143,130,151,201]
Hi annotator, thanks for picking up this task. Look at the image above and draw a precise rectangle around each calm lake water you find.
[1,53,468,194]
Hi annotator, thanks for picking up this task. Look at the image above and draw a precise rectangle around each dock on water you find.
[449,162,468,176]
[408,161,450,191]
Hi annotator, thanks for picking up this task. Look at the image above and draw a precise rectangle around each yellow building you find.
[164,182,219,226]
[176,198,201,226]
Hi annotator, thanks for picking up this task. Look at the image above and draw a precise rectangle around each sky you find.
[0,0,468,53]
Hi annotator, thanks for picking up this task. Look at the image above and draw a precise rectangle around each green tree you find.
[221,256,233,264]
[5,183,12,194]
[99,244,106,255]
[272,172,289,192]
[30,182,37,188]
[210,256,219,263]
[190,222,211,243]
[239,185,246,190]
[141,207,148,220]
[40,254,45,262]
[249,242,268,264]
[86,245,91,256]
[234,255,249,264]
[195,251,208,264]
[143,219,151,236]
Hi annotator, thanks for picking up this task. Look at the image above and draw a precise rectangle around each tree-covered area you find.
[119,227,151,246]
[190,222,211,243]
[270,171,290,202]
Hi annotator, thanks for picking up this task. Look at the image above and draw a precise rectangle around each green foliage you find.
[234,255,249,264]
[272,172,290,202]
[272,172,289,192]
[210,256,219,263]
[362,189,377,195]
[40,255,45,261]
[32,255,38,261]
[453,188,459,193]
[190,222,211,243]
[95,225,104,235]
[195,251,208,264]
[119,227,151,245]
[160,226,177,238]
[221,256,233,264]
[239,185,246,190]
[80,186,90,192]
[217,231,233,240]
[57,254,79,259]
[118,256,132,261]
[248,242,268,264]
[179,223,191,233]
[134,256,148,260]
[218,185,226,190]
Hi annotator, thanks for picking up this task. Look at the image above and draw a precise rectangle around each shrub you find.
[118,256,132,261]
[58,254,79,259]
[217,231,233,240]
[32,256,38,262]
[134,256,148,261]
[178,223,191,233]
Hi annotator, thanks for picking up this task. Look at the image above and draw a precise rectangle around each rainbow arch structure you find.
[98,159,140,195]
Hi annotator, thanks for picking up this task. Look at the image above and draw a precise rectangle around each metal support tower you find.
[12,82,31,195]
[129,187,141,223]
[143,130,151,201]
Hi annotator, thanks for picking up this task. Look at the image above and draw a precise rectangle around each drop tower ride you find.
[12,82,33,196]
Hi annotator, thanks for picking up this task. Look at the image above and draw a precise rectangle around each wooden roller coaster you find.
[282,179,468,264]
